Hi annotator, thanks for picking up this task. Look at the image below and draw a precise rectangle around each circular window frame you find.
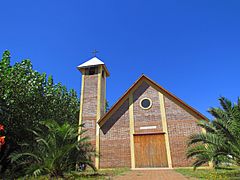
[139,98,153,110]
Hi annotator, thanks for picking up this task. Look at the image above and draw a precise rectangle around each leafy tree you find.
[10,120,95,178]
[187,97,240,169]
[0,50,80,175]
[0,50,79,142]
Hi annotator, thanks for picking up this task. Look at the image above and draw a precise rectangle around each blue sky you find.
[1,1,240,118]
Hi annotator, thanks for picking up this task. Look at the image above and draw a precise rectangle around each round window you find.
[140,98,152,110]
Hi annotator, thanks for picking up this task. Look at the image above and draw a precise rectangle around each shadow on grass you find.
[68,168,130,179]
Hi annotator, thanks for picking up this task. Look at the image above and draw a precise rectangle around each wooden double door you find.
[134,133,168,168]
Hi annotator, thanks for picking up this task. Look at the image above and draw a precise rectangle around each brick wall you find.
[133,82,163,133]
[100,99,131,168]
[81,74,98,146]
[164,96,202,167]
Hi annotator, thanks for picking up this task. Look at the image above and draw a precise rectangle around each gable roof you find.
[98,74,208,127]
[77,57,110,76]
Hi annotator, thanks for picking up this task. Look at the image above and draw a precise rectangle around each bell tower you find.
[77,56,109,169]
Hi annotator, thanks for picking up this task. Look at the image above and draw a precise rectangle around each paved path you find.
[113,169,188,180]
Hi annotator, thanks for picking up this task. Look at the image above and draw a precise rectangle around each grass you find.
[17,168,130,180]
[175,166,240,180]
[69,168,130,179]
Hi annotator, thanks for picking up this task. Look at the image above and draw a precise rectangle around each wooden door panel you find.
[134,134,168,168]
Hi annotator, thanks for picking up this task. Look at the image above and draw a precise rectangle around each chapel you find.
[77,56,207,169]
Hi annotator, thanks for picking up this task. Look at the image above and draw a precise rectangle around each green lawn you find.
[18,168,130,180]
[175,167,240,180]
[69,168,130,179]
[17,167,240,179]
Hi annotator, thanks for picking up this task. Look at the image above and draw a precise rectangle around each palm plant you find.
[187,97,240,169]
[10,120,96,178]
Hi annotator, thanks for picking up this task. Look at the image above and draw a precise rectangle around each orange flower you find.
[0,136,5,145]
[0,124,4,131]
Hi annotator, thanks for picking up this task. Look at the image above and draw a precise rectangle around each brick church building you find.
[77,56,207,169]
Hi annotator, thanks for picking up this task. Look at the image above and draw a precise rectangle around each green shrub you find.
[10,120,95,178]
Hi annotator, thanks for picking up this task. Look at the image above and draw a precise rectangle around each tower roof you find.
[77,57,110,76]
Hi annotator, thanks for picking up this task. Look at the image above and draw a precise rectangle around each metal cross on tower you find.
[92,49,99,57]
